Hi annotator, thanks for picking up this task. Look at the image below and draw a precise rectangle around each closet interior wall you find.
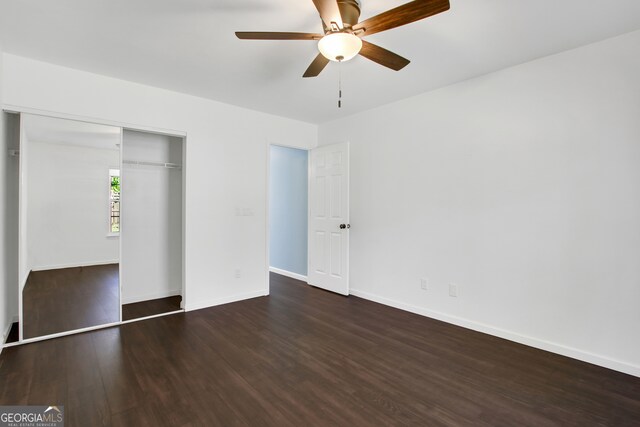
[121,130,184,305]
[1,113,20,342]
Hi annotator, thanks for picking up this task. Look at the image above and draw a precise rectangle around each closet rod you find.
[123,160,181,169]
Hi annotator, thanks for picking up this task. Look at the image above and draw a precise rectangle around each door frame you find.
[265,143,312,295]
[265,141,350,295]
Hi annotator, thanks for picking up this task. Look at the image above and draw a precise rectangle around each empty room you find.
[1,0,639,426]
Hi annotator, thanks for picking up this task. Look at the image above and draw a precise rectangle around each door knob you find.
[339,224,350,229]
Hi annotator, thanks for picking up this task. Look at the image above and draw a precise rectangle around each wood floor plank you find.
[1,272,639,426]
[66,385,111,427]
[122,296,182,321]
[22,264,120,338]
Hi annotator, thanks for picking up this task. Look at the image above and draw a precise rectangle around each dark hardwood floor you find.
[23,264,120,338]
[22,264,182,336]
[2,272,639,426]
[7,295,181,344]
[122,296,182,321]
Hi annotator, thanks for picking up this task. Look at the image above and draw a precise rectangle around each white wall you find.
[121,130,182,304]
[5,31,635,377]
[26,137,120,270]
[1,53,317,311]
[319,30,640,376]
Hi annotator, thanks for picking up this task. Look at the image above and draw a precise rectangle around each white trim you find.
[180,135,187,309]
[18,273,29,342]
[184,290,267,312]
[349,288,640,378]
[106,233,120,238]
[2,310,185,350]
[269,267,308,282]
[121,310,184,325]
[18,118,26,342]
[2,104,187,137]
[265,142,312,296]
[265,141,271,297]
[31,260,119,272]
[121,289,182,305]
[2,321,122,348]
[118,127,123,323]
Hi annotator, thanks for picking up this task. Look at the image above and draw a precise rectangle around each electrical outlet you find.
[449,283,458,297]
[420,278,428,291]
[235,269,241,279]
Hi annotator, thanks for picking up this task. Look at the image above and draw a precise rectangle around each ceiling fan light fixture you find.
[318,32,362,62]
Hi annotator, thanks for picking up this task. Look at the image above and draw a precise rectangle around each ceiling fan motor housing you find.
[326,0,362,31]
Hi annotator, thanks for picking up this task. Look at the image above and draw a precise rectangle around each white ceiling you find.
[1,0,640,124]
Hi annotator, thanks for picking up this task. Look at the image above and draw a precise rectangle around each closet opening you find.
[3,110,187,347]
[120,129,185,321]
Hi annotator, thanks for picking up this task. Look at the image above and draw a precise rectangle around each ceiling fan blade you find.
[303,53,330,78]
[236,32,323,40]
[311,0,344,30]
[359,40,410,71]
[353,0,450,37]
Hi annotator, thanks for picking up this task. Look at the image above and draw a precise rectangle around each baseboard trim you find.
[122,289,182,305]
[349,288,640,378]
[269,267,308,282]
[184,290,267,312]
[32,260,119,272]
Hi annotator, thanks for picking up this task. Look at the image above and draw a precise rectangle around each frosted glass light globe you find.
[318,33,363,62]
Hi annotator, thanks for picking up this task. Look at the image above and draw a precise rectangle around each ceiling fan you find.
[236,0,450,78]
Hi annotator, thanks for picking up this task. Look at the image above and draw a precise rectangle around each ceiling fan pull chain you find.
[338,58,343,108]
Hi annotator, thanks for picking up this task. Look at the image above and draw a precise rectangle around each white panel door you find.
[308,142,349,295]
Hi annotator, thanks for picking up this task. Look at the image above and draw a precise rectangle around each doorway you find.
[268,142,350,295]
[268,145,309,282]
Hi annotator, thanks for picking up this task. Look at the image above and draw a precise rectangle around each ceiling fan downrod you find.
[329,0,362,31]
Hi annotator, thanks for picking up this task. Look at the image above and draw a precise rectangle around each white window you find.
[109,169,120,234]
